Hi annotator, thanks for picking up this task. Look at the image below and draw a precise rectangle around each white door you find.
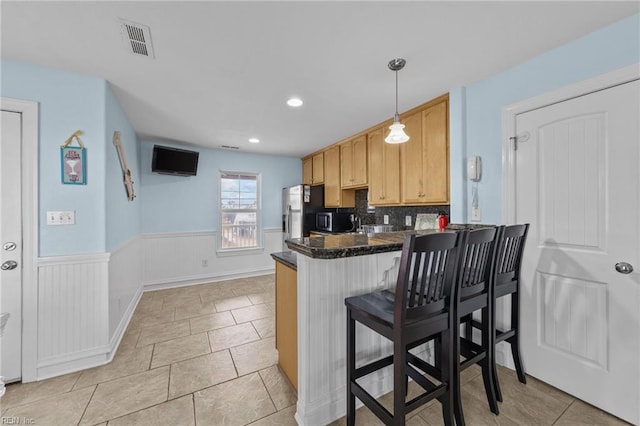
[515,80,639,424]
[1,110,23,383]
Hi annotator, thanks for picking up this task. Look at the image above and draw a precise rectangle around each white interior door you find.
[514,80,639,424]
[1,110,23,383]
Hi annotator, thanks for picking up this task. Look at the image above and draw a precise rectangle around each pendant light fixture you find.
[384,58,410,144]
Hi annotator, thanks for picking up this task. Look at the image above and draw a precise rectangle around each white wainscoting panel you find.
[142,228,280,288]
[108,237,143,349]
[36,253,110,378]
[296,250,430,425]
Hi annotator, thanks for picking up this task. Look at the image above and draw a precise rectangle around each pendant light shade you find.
[384,58,409,144]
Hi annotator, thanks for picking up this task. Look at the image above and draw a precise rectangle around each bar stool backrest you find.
[495,224,529,285]
[457,227,499,300]
[393,232,464,325]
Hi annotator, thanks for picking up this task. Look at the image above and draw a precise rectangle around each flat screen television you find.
[152,145,199,176]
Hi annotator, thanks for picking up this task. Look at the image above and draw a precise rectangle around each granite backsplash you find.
[333,189,450,231]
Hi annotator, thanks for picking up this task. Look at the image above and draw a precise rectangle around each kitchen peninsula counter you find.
[285,226,486,259]
[281,230,428,425]
[279,226,491,425]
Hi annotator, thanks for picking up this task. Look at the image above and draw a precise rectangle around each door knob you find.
[1,260,18,271]
[615,262,634,274]
[3,242,16,251]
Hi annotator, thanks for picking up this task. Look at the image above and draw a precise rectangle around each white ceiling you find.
[2,1,638,158]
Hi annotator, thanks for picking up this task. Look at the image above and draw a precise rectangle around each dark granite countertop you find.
[284,223,495,260]
[271,251,298,270]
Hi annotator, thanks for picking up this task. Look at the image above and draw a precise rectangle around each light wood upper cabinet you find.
[302,157,313,185]
[340,135,368,188]
[368,127,401,205]
[399,111,424,204]
[302,152,324,185]
[312,153,324,185]
[324,146,356,207]
[400,98,449,204]
[324,145,341,207]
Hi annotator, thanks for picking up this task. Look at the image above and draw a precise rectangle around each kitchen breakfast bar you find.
[272,229,463,425]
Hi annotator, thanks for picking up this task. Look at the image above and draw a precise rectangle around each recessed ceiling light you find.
[248,138,260,144]
[287,97,303,107]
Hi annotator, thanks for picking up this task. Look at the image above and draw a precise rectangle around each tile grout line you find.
[551,399,576,425]
[76,383,99,426]
[191,393,197,426]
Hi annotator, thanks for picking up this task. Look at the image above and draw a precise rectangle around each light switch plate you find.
[383,215,389,225]
[47,211,75,225]
[405,215,412,226]
[471,207,481,222]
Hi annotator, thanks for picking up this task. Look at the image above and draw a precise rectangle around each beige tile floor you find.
[0,274,630,425]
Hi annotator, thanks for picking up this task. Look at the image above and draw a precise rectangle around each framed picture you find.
[61,130,87,185]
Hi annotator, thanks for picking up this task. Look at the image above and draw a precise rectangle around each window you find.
[219,171,261,251]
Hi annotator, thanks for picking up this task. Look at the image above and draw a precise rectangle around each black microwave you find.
[316,212,353,233]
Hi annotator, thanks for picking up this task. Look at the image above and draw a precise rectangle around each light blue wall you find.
[105,84,140,251]
[448,87,467,223]
[140,140,301,234]
[1,60,107,256]
[449,13,640,224]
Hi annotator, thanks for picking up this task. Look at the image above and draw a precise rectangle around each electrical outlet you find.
[201,259,208,267]
[405,215,412,226]
[383,215,389,225]
[471,207,481,222]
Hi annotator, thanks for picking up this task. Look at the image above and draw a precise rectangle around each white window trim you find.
[217,170,263,254]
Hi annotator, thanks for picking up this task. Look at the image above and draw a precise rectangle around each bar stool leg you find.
[393,337,407,425]
[481,306,499,415]
[452,318,466,426]
[491,304,503,403]
[510,293,527,384]
[441,328,455,426]
[346,309,356,426]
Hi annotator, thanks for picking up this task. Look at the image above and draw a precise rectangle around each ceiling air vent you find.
[119,18,155,58]
[221,145,240,150]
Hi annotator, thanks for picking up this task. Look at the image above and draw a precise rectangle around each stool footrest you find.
[469,319,483,329]
[407,352,441,380]
[495,328,516,343]
[459,338,486,370]
[354,355,394,380]
[351,381,393,424]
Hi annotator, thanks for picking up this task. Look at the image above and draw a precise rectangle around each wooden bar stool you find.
[453,227,501,425]
[491,224,529,400]
[345,231,464,425]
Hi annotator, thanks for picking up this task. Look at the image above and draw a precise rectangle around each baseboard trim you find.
[36,347,110,381]
[108,285,143,354]
[142,267,275,291]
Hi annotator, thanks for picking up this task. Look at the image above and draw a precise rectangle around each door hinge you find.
[509,132,530,151]
[509,136,518,151]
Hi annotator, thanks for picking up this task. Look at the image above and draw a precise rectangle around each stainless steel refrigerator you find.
[282,184,324,249]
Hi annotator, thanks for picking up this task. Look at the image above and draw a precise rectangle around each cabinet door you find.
[400,111,425,204]
[368,128,400,205]
[302,157,313,185]
[351,135,368,186]
[324,145,341,207]
[340,141,353,187]
[312,153,324,185]
[275,262,297,390]
[423,100,449,203]
[341,135,368,188]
